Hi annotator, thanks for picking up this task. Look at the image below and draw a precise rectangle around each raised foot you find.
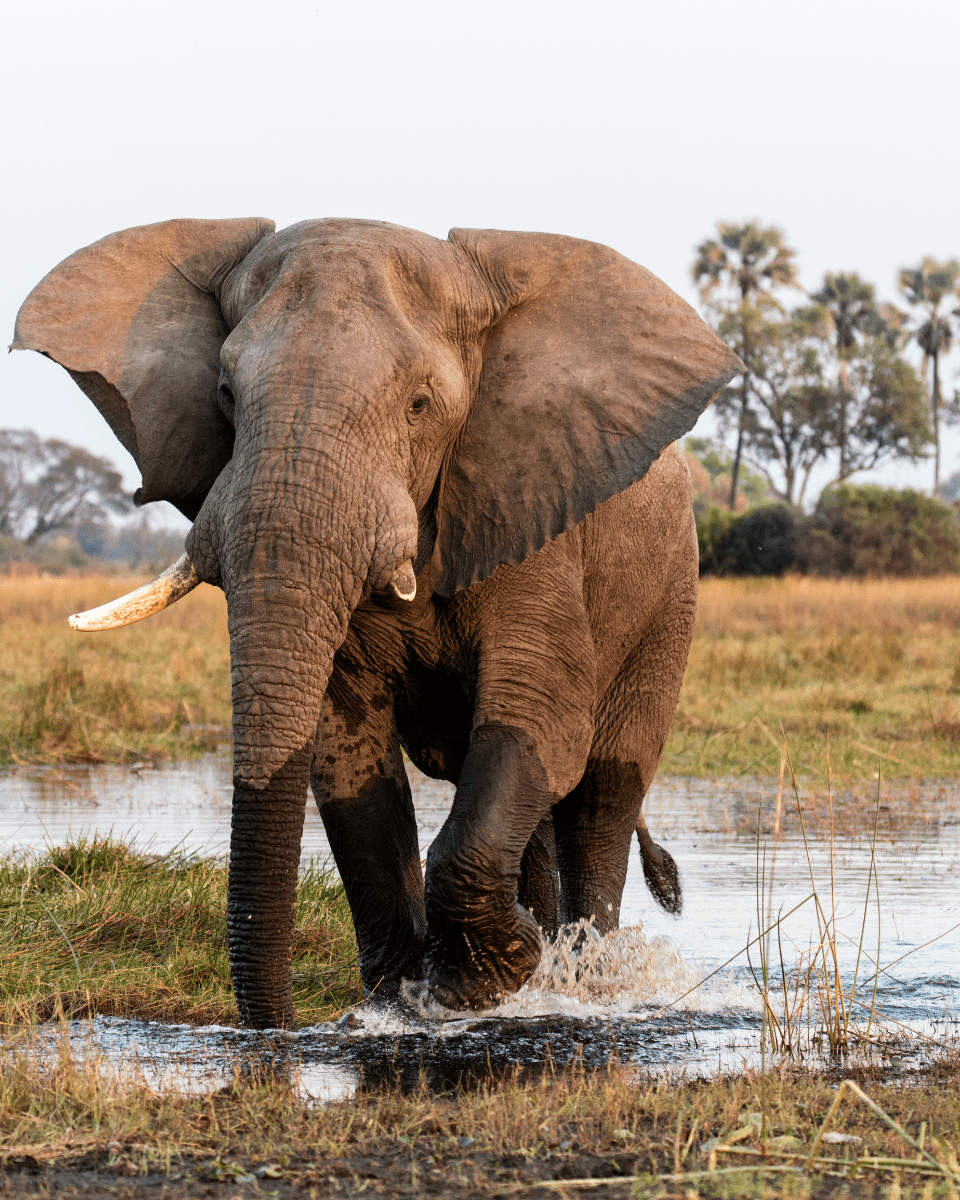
[423,903,543,1010]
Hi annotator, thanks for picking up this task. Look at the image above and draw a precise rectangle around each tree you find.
[692,221,799,509]
[823,339,930,486]
[712,302,929,506]
[0,429,44,537]
[876,302,912,351]
[806,273,930,487]
[808,273,882,482]
[712,300,831,506]
[0,430,133,543]
[898,257,960,493]
[25,440,132,543]
[684,435,771,516]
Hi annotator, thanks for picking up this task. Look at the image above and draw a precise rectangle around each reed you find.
[746,733,886,1061]
[0,834,359,1028]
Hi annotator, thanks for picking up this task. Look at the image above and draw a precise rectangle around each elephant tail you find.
[636,812,682,915]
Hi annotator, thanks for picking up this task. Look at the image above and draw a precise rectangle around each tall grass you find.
[0,835,358,1028]
[747,737,885,1061]
[3,572,960,775]
[0,575,230,764]
[667,575,960,778]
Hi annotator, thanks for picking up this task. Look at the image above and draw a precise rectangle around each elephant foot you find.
[359,947,424,1004]
[423,903,542,1010]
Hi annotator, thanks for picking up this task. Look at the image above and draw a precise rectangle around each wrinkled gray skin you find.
[13,218,741,1028]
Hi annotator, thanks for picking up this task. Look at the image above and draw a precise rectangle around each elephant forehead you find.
[220,220,473,332]
[221,279,436,386]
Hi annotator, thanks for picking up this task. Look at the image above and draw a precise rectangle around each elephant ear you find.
[434,228,743,596]
[11,217,275,520]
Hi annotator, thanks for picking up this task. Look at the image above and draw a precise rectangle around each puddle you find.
[3,759,960,1096]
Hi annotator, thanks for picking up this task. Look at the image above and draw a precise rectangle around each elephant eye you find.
[407,393,431,421]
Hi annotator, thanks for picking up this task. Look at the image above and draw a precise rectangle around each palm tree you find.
[809,273,882,480]
[876,303,911,352]
[692,222,799,508]
[898,257,960,493]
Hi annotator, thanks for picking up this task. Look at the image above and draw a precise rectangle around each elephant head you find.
[13,217,740,1027]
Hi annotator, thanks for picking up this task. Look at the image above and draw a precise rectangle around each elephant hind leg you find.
[553,759,641,934]
[635,810,681,914]
[556,586,695,931]
[554,759,682,929]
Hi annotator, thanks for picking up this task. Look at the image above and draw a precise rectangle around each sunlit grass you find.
[4,572,960,777]
[0,835,359,1028]
[0,574,231,764]
[665,575,960,779]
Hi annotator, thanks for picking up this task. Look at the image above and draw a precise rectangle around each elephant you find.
[12,217,741,1029]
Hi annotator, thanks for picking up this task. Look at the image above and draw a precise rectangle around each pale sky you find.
[4,0,959,529]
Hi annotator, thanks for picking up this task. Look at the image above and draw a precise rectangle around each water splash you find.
[399,921,759,1026]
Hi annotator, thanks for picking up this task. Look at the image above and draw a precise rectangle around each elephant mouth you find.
[66,552,418,632]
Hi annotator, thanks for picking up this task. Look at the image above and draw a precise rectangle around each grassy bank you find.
[0,573,230,764]
[0,836,358,1028]
[2,573,960,778]
[667,575,960,780]
[2,1047,960,1197]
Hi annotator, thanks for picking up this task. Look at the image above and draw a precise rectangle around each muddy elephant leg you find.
[555,593,694,932]
[311,691,425,999]
[554,766,681,925]
[424,724,556,1009]
[518,814,559,939]
[553,762,643,934]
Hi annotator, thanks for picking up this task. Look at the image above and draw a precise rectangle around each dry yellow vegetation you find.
[2,572,959,778]
[2,1046,960,1196]
[0,574,230,764]
[666,575,960,780]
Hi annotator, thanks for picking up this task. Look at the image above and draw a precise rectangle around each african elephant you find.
[13,218,741,1028]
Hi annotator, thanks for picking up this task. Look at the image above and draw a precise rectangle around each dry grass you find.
[666,575,960,780]
[3,1046,960,1196]
[4,573,960,779]
[0,574,231,764]
[0,835,359,1028]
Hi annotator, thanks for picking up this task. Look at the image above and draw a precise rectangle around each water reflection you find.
[3,758,960,1092]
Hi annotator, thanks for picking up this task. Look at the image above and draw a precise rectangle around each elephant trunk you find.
[196,447,418,1029]
[225,572,345,1029]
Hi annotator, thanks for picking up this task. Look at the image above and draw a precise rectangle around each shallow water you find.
[3,757,960,1095]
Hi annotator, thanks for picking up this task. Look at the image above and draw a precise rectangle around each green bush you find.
[799,484,960,577]
[695,504,737,574]
[697,504,798,576]
[697,486,960,578]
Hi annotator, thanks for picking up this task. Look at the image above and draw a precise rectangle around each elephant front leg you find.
[312,693,425,999]
[424,724,556,1009]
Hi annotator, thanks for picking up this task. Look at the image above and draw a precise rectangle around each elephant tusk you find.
[68,553,202,631]
[389,561,417,602]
